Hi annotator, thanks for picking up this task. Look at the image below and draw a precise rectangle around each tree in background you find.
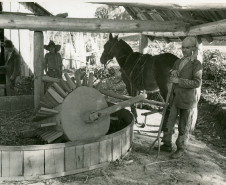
[95,6,132,20]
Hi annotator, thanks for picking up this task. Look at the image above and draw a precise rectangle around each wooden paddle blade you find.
[53,82,67,98]
[88,72,94,87]
[59,79,72,93]
[64,73,76,90]
[48,87,64,104]
[75,70,82,87]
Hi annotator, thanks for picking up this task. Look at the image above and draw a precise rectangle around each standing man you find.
[159,37,202,159]
[0,40,21,95]
[44,40,62,78]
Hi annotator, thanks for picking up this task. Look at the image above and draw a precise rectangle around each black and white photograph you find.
[0,1,226,184]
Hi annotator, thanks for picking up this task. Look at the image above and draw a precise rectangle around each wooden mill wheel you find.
[33,71,146,144]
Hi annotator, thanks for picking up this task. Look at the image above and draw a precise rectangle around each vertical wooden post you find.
[139,34,148,54]
[34,31,44,108]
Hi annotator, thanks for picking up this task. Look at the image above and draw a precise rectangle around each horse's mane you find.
[119,39,133,54]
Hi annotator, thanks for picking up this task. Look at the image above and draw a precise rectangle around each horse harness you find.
[123,53,151,92]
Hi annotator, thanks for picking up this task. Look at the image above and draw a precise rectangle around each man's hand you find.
[170,77,179,84]
[170,70,179,77]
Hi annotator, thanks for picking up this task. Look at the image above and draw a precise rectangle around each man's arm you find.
[178,60,202,89]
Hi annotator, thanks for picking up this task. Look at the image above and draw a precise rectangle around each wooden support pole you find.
[88,94,147,122]
[34,31,44,108]
[139,34,148,53]
[99,89,165,107]
[0,14,187,33]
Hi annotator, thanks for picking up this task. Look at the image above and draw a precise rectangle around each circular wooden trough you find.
[0,108,134,181]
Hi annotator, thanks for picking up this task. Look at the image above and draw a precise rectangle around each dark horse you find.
[100,34,179,122]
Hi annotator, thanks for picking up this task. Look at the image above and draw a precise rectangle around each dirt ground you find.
[1,106,226,185]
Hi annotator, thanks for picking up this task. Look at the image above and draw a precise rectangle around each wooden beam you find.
[90,1,226,10]
[144,18,226,37]
[188,19,226,35]
[34,31,44,108]
[0,14,187,33]
[143,31,187,37]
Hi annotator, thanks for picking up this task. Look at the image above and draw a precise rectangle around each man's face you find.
[49,46,55,53]
[182,43,195,57]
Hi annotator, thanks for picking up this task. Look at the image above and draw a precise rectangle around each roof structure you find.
[91,1,226,42]
[2,1,226,43]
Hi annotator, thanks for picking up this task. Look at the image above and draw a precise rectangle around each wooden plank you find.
[83,144,91,168]
[10,151,23,176]
[47,132,63,143]
[40,96,54,108]
[126,126,131,152]
[99,140,108,163]
[45,148,64,174]
[121,132,127,156]
[45,92,59,107]
[59,79,71,93]
[76,145,84,169]
[106,139,113,162]
[75,70,81,87]
[99,139,113,163]
[24,150,44,176]
[112,135,122,161]
[39,107,59,114]
[42,75,60,83]
[42,130,56,141]
[41,122,57,127]
[2,151,10,177]
[47,87,64,104]
[52,82,67,98]
[88,72,94,87]
[0,162,109,181]
[90,142,99,166]
[64,73,76,90]
[65,146,76,171]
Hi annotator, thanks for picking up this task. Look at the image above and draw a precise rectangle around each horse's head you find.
[100,33,118,66]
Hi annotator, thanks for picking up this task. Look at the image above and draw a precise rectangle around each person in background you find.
[159,36,203,159]
[44,40,62,78]
[0,40,21,95]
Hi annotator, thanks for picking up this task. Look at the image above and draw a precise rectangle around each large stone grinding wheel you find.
[61,86,110,141]
[33,72,146,143]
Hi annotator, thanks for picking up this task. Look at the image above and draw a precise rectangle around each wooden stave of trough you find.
[0,109,134,181]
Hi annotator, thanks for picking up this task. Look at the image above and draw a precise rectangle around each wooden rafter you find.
[90,1,226,11]
[0,14,187,33]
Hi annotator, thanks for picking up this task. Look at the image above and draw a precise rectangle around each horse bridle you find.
[104,39,119,67]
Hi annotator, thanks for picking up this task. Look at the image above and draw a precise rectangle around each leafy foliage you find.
[202,50,226,89]
[95,6,132,20]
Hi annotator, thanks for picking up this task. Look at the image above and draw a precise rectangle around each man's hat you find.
[2,40,14,48]
[44,40,61,51]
